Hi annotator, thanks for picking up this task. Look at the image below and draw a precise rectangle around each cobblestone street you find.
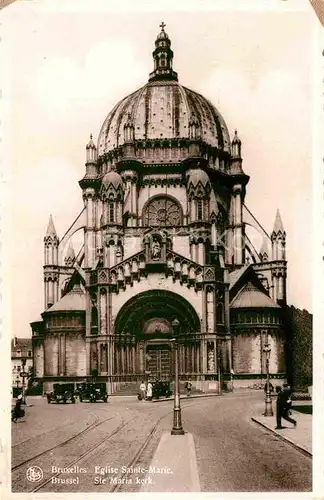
[11,392,312,493]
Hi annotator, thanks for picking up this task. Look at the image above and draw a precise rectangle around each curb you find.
[152,393,221,403]
[251,417,312,458]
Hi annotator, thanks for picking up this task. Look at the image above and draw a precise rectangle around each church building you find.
[31,24,287,393]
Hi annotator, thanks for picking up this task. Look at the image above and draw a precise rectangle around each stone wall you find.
[65,333,86,377]
[33,343,44,378]
[232,331,256,373]
[232,328,284,375]
[44,334,59,376]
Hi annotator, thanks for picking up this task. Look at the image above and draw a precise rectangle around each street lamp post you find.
[171,319,184,435]
[263,342,273,416]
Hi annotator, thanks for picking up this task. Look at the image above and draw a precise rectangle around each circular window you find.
[143,196,182,227]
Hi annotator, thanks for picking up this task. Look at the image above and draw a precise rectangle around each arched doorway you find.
[114,290,201,380]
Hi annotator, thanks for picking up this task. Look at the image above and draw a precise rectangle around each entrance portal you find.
[113,289,201,380]
[146,345,171,380]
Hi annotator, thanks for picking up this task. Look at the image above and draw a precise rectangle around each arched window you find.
[216,303,224,324]
[143,196,182,227]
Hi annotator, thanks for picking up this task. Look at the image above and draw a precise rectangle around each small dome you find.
[102,171,123,189]
[157,29,169,41]
[187,168,210,187]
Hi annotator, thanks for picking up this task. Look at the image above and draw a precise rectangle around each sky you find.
[0,0,319,337]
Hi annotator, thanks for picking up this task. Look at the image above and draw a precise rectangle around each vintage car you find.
[152,380,172,399]
[76,383,108,403]
[47,383,75,404]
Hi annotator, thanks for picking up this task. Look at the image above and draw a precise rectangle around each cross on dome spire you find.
[148,23,178,82]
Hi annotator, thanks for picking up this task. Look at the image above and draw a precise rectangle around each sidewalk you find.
[140,432,200,492]
[251,406,312,457]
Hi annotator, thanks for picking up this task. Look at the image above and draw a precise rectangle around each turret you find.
[230,130,244,175]
[100,171,124,267]
[271,209,287,304]
[271,209,286,260]
[186,168,211,265]
[85,134,97,178]
[44,215,59,309]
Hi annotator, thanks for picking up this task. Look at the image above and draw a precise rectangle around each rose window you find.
[143,196,182,226]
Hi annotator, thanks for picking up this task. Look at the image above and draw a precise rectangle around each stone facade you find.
[31,25,287,393]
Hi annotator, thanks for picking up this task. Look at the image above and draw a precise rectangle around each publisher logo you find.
[26,466,43,482]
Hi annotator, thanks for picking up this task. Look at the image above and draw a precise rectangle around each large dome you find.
[98,81,231,156]
[97,24,231,158]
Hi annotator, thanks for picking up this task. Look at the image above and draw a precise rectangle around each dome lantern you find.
[148,22,178,83]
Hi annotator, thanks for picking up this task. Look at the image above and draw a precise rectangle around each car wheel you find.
[103,397,107,403]
[71,398,75,404]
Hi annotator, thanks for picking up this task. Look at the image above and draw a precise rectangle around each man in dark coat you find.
[275,384,297,429]
[12,394,25,423]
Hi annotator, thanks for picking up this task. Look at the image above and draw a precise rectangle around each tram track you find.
[13,399,202,493]
[30,415,138,493]
[107,400,201,492]
[12,413,112,472]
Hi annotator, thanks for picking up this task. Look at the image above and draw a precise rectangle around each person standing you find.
[139,380,146,401]
[281,383,296,427]
[146,381,153,401]
[185,378,192,397]
[275,384,296,429]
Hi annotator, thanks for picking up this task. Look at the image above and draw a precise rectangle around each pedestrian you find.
[281,383,296,426]
[139,380,146,401]
[12,394,25,423]
[185,378,192,397]
[146,381,153,401]
[275,384,296,429]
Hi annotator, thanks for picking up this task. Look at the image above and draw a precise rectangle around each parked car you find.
[152,380,172,399]
[47,383,75,404]
[76,383,108,403]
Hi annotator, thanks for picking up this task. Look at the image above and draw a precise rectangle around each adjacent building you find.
[11,337,33,393]
[31,25,287,393]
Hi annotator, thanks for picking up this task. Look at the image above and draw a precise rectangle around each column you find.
[278,275,284,301]
[201,337,207,374]
[139,343,144,373]
[100,289,107,336]
[211,222,217,247]
[198,242,204,265]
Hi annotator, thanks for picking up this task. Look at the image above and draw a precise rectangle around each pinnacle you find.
[259,238,269,256]
[273,209,285,233]
[45,214,57,237]
[86,133,96,149]
[66,240,75,261]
